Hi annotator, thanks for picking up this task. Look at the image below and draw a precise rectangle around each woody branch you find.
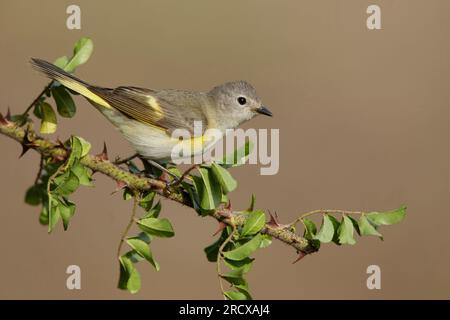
[0,115,318,257]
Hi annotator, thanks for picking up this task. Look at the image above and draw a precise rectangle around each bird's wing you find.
[89,86,207,135]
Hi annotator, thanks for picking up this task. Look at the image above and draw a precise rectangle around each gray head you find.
[208,81,272,129]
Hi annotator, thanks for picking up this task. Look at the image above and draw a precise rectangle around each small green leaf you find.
[137,217,175,238]
[71,163,92,186]
[47,197,60,233]
[53,56,69,69]
[302,218,317,240]
[204,229,230,262]
[366,206,406,226]
[259,234,272,248]
[39,204,49,225]
[338,215,356,245]
[64,37,94,73]
[219,141,254,168]
[220,268,246,286]
[142,201,161,219]
[359,214,383,239]
[314,214,335,243]
[118,255,141,294]
[126,238,160,271]
[122,188,133,201]
[223,233,262,261]
[52,86,76,118]
[53,171,80,196]
[224,291,248,300]
[210,162,237,194]
[39,102,57,134]
[224,257,253,273]
[328,215,341,245]
[58,198,76,231]
[235,284,252,300]
[241,210,265,237]
[139,191,155,211]
[25,185,44,206]
[194,167,221,210]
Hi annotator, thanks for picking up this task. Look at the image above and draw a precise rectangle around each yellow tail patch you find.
[57,77,112,109]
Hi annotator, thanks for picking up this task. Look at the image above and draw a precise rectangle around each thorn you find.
[225,199,232,210]
[56,137,65,148]
[213,221,227,236]
[292,251,306,264]
[19,145,31,158]
[110,180,127,195]
[0,112,9,126]
[96,142,109,161]
[18,125,35,158]
[267,210,280,227]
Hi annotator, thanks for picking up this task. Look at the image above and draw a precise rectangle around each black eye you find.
[237,96,247,105]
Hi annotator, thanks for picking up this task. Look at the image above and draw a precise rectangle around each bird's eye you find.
[237,96,247,105]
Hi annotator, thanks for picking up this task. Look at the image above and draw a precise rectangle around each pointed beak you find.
[256,106,273,117]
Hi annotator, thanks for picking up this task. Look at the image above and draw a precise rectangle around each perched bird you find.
[30,58,272,167]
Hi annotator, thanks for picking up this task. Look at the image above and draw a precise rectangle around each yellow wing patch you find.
[146,96,164,121]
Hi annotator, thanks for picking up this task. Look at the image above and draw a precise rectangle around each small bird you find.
[30,58,272,167]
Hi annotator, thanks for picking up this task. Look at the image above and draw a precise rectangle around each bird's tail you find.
[30,58,110,108]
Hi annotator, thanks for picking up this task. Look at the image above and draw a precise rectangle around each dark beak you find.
[256,106,273,117]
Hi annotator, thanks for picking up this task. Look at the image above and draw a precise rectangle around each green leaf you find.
[53,56,69,69]
[39,204,49,225]
[302,218,317,240]
[137,217,175,238]
[241,210,265,237]
[224,257,254,273]
[328,215,341,245]
[25,185,44,206]
[220,269,246,286]
[359,214,383,239]
[71,163,92,186]
[314,214,335,243]
[224,291,248,300]
[122,187,133,201]
[53,171,80,196]
[118,255,141,294]
[338,215,356,245]
[139,191,155,211]
[39,102,57,134]
[47,197,60,233]
[223,233,262,261]
[52,86,76,118]
[366,206,406,226]
[204,229,229,262]
[235,284,252,300]
[126,238,160,271]
[210,162,237,194]
[142,201,161,219]
[64,37,94,73]
[259,234,272,248]
[219,141,254,168]
[58,198,76,230]
[194,167,221,210]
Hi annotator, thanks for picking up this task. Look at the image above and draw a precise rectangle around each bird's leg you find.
[113,153,139,165]
[138,157,180,180]
[168,164,198,187]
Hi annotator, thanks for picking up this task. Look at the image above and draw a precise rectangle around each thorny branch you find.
[0,115,319,259]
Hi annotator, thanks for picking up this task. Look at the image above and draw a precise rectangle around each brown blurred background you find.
[1,0,449,299]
